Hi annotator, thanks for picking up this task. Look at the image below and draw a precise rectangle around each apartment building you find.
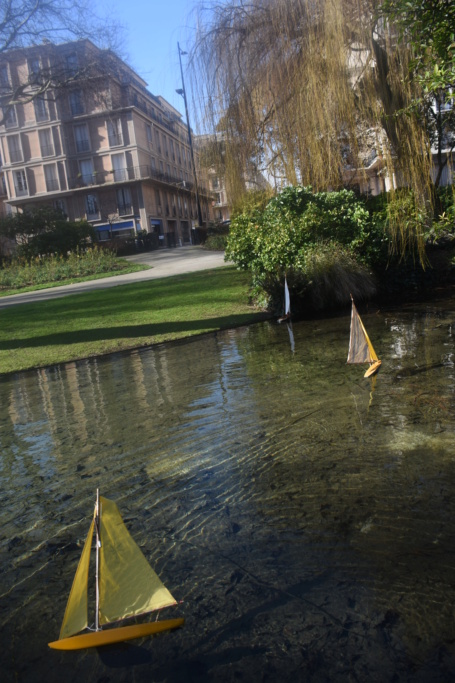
[0,40,210,247]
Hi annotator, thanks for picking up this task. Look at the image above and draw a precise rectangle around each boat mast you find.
[95,489,101,631]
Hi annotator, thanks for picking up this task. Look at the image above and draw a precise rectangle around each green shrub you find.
[204,234,228,250]
[225,185,378,311]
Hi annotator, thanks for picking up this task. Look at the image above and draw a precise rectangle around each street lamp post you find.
[177,43,204,232]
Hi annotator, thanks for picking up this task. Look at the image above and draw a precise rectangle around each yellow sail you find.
[99,496,177,625]
[59,518,95,640]
[347,301,378,365]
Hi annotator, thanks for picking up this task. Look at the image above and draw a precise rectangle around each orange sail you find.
[347,299,381,378]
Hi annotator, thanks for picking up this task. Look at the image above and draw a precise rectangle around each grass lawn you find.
[0,266,269,375]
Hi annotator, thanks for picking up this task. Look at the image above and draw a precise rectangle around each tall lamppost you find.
[176,42,204,231]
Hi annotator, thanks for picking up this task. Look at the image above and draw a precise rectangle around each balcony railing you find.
[40,144,55,158]
[108,134,123,147]
[118,204,133,216]
[76,139,91,153]
[129,100,176,133]
[45,179,60,192]
[67,164,208,192]
[9,149,23,163]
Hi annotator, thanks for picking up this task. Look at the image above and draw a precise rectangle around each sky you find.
[105,0,198,121]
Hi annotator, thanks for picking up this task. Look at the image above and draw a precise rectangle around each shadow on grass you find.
[0,313,269,350]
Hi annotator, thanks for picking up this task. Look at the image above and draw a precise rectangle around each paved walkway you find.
[0,247,230,309]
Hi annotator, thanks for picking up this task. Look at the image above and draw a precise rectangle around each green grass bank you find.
[0,266,267,375]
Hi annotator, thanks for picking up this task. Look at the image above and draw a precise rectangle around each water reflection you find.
[1,299,455,682]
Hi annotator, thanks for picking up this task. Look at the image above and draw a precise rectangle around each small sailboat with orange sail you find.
[347,296,381,378]
[48,490,184,650]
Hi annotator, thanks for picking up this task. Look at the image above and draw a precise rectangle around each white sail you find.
[284,277,291,316]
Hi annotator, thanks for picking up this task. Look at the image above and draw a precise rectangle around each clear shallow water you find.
[1,299,455,682]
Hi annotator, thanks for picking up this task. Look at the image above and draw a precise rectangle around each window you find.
[155,189,162,214]
[117,187,132,215]
[79,159,94,185]
[4,105,17,128]
[34,96,48,122]
[0,64,10,88]
[28,57,41,83]
[74,124,90,153]
[7,134,23,163]
[432,88,454,114]
[85,194,99,218]
[441,88,454,112]
[146,124,153,143]
[28,57,41,75]
[69,90,84,116]
[53,199,66,215]
[111,153,126,182]
[79,159,93,185]
[107,118,123,147]
[155,129,161,152]
[14,169,28,196]
[214,192,222,205]
[44,164,59,192]
[211,176,219,190]
[66,53,78,75]
[169,139,175,161]
[39,128,54,157]
[150,157,156,171]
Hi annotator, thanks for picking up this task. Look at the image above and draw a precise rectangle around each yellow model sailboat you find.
[347,297,382,378]
[48,491,184,650]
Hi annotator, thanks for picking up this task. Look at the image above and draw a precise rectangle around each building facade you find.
[0,40,211,247]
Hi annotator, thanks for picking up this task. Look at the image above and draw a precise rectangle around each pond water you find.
[1,298,455,682]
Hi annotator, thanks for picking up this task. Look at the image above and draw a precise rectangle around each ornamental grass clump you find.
[296,242,376,310]
[0,247,121,290]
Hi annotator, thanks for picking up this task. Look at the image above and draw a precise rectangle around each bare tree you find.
[0,0,124,124]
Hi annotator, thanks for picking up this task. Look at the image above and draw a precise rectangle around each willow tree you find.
[189,0,444,259]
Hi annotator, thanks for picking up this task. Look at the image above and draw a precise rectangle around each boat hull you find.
[364,360,382,378]
[48,618,184,650]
